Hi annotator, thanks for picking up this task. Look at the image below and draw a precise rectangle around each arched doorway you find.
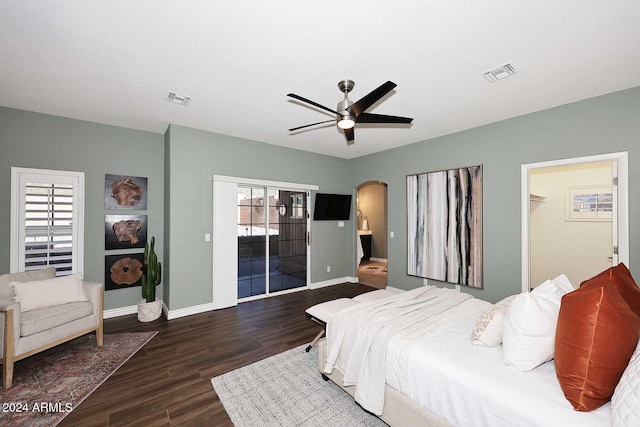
[356,181,388,289]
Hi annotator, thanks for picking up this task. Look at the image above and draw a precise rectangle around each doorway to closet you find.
[521,152,629,291]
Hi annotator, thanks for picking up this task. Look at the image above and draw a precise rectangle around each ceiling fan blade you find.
[288,119,336,132]
[347,81,397,117]
[344,127,355,144]
[287,93,340,115]
[356,112,413,124]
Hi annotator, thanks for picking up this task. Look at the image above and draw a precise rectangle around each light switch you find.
[390,231,395,238]
[338,221,345,227]
[205,233,211,242]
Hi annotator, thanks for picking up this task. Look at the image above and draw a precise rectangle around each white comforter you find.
[323,286,472,415]
[324,286,612,427]
[403,312,611,427]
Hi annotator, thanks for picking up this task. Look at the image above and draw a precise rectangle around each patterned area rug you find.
[212,345,387,426]
[0,331,157,427]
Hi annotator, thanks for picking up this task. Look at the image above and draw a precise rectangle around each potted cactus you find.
[137,236,163,322]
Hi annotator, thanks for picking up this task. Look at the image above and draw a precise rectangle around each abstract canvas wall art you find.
[407,165,483,288]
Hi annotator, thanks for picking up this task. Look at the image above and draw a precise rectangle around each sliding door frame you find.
[212,175,318,309]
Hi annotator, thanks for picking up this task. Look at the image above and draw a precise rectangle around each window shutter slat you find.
[22,181,76,276]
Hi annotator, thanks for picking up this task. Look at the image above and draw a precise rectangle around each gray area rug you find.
[211,345,387,426]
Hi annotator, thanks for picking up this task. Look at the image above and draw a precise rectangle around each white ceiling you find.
[1,1,639,159]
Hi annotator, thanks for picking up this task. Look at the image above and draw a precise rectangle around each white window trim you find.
[10,167,85,274]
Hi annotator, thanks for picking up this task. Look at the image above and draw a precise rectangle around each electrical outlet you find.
[326,266,331,272]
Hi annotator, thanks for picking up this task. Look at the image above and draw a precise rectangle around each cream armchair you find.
[0,267,103,389]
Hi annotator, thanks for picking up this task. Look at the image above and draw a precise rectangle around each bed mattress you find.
[324,287,611,426]
[399,312,611,427]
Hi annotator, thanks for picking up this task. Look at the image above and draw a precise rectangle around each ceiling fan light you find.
[338,117,355,129]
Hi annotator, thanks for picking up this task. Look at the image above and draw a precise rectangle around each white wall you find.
[529,161,613,287]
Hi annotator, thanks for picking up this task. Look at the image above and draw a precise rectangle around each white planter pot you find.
[137,299,162,322]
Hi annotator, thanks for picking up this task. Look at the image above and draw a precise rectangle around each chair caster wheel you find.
[305,345,312,352]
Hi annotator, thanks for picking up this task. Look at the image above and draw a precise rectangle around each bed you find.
[317,274,640,427]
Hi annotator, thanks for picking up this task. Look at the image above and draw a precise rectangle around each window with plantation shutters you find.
[11,168,84,276]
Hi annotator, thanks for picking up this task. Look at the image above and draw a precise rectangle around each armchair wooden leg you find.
[3,310,15,389]
[96,324,103,347]
[96,286,104,346]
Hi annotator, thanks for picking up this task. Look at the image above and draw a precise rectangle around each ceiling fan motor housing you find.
[337,80,355,118]
[337,98,354,115]
[336,97,355,129]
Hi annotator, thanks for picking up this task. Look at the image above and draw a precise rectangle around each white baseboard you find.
[104,277,361,320]
[165,302,216,320]
[369,257,388,263]
[309,276,358,289]
[103,301,215,320]
[103,305,137,319]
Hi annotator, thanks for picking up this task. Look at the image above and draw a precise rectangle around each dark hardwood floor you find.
[60,283,376,427]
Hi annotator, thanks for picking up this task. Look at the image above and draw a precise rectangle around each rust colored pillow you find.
[555,284,640,411]
[579,263,640,317]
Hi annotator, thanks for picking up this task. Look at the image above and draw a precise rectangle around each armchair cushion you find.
[20,301,93,337]
[0,267,56,301]
[1,272,104,389]
[11,273,87,312]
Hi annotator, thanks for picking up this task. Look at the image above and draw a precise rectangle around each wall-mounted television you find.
[313,193,352,220]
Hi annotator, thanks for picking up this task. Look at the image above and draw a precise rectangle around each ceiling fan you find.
[287,80,413,145]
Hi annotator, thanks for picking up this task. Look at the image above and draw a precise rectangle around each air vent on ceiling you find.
[167,91,191,106]
[482,63,518,83]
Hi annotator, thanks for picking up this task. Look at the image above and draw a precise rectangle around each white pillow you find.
[471,294,517,347]
[502,274,574,371]
[11,273,88,312]
[611,336,640,427]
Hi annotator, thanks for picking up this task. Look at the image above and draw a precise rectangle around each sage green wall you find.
[350,87,640,303]
[2,86,638,313]
[164,125,352,311]
[0,107,165,310]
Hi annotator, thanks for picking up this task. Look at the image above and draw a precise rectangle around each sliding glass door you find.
[270,190,308,292]
[237,186,308,299]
